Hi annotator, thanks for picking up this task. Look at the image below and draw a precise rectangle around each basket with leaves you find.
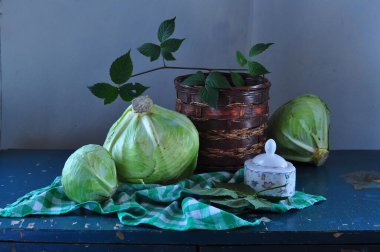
[89,17,273,172]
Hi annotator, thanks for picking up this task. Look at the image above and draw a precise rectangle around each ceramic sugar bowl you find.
[244,139,296,198]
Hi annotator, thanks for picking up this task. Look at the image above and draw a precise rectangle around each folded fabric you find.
[0,169,326,231]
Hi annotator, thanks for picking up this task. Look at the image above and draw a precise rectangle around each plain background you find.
[0,0,379,150]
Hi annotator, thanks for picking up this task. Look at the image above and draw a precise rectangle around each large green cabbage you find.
[103,96,199,184]
[61,144,118,203]
[267,94,330,166]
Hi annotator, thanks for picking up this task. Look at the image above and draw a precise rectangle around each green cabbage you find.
[267,94,330,166]
[62,144,118,203]
[103,96,199,184]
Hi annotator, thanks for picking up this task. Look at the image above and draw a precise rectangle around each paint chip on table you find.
[113,223,123,230]
[259,217,271,223]
[11,219,25,228]
[116,231,125,240]
[26,223,35,229]
[342,171,380,189]
[333,232,343,238]
[11,220,20,226]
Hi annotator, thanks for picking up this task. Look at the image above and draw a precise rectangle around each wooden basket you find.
[174,73,271,172]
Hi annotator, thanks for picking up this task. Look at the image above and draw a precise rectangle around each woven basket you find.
[174,73,271,172]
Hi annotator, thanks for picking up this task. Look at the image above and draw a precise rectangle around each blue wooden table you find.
[1,150,380,251]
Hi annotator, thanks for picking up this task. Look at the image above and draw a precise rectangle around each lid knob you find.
[265,139,276,155]
[251,139,288,168]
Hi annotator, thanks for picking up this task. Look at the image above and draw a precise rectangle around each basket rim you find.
[174,72,271,91]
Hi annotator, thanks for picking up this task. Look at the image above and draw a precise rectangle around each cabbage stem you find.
[313,148,329,166]
[132,96,153,113]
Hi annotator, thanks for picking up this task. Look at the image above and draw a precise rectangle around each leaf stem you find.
[130,66,247,78]
[255,184,287,195]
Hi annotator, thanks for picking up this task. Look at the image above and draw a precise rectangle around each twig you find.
[130,66,247,78]
[255,184,287,195]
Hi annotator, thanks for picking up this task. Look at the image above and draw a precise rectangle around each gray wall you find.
[0,0,253,149]
[0,0,379,149]
[251,0,380,149]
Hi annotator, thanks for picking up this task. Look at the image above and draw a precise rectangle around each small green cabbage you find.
[62,144,118,203]
[103,96,199,184]
[267,94,330,166]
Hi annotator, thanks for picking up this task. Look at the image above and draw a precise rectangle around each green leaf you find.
[109,50,133,85]
[119,83,149,102]
[157,17,176,42]
[88,83,119,105]
[205,72,231,89]
[210,198,251,209]
[161,50,176,61]
[200,86,219,108]
[249,43,274,57]
[245,196,273,210]
[185,188,240,199]
[137,43,161,61]
[236,50,247,67]
[160,38,185,53]
[247,61,270,76]
[213,182,257,197]
[182,72,205,86]
[261,195,289,202]
[230,72,245,87]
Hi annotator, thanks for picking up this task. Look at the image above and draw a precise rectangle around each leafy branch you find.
[182,43,274,107]
[88,50,148,105]
[130,66,246,78]
[88,17,273,107]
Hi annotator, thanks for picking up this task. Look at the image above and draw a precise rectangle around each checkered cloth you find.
[0,169,325,230]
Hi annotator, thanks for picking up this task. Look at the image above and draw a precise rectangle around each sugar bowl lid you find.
[251,139,288,168]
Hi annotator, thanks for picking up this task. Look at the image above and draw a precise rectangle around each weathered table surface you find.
[1,150,380,251]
